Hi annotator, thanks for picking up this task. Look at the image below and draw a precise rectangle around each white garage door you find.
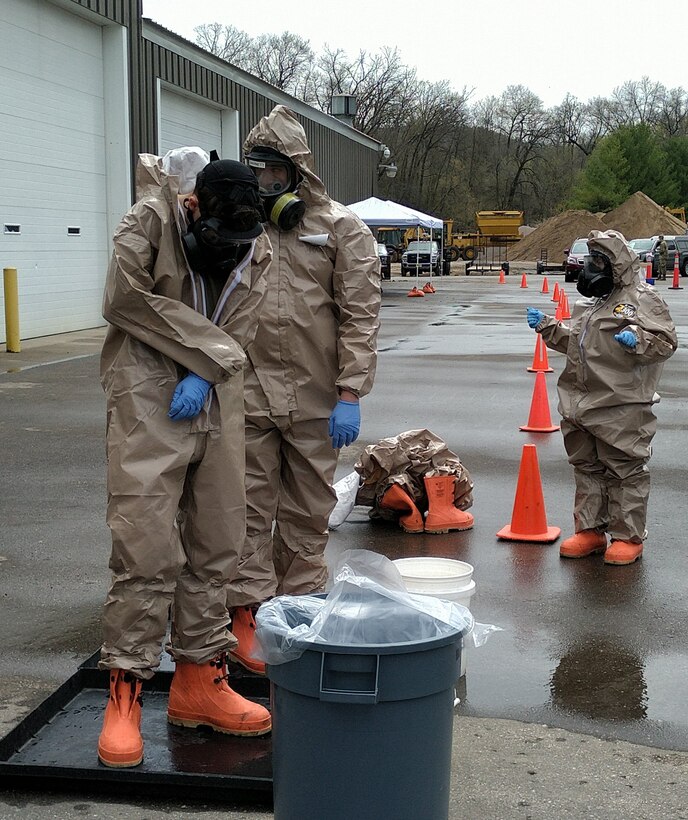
[0,0,108,342]
[160,89,223,158]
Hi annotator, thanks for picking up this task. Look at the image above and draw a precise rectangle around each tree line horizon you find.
[195,23,688,228]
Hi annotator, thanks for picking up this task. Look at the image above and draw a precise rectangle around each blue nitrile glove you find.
[168,373,212,420]
[527,307,545,329]
[328,400,361,449]
[614,330,638,349]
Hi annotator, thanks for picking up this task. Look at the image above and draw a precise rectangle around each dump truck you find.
[443,211,524,261]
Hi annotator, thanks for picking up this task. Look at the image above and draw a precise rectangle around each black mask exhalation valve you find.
[577,252,614,298]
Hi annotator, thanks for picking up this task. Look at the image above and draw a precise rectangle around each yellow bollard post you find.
[3,267,21,353]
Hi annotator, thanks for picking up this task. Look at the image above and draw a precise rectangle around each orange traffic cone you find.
[520,273,528,288]
[668,253,684,290]
[551,282,560,302]
[497,444,560,542]
[541,276,549,294]
[527,333,554,373]
[407,286,425,298]
[520,371,560,432]
[422,282,436,294]
[498,268,506,284]
[554,301,563,320]
[560,292,571,319]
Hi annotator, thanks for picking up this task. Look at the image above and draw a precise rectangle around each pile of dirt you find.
[602,191,687,238]
[509,192,688,262]
[509,210,607,262]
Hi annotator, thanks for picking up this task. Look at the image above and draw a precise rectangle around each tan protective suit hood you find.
[243,105,328,206]
[587,229,643,289]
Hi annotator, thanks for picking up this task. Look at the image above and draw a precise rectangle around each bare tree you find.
[194,22,251,64]
[246,32,315,95]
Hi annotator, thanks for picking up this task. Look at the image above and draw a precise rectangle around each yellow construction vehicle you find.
[664,206,686,223]
[443,211,524,261]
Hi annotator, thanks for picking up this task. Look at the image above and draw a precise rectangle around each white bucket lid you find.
[393,557,474,593]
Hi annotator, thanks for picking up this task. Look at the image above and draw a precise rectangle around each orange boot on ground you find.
[97,669,144,768]
[559,529,607,558]
[604,540,643,565]
[229,606,266,675]
[379,483,424,533]
[423,475,474,534]
[167,655,271,736]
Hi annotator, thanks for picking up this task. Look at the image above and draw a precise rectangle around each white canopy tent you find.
[347,197,444,285]
[347,196,442,229]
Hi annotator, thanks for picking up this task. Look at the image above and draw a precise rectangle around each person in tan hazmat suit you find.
[97,148,272,768]
[226,106,381,674]
[526,229,677,565]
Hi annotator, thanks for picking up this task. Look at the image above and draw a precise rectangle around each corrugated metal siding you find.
[141,39,377,203]
[65,0,378,203]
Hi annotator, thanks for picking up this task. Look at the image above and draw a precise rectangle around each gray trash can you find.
[267,625,463,820]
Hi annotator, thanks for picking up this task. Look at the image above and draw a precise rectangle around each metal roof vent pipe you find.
[331,94,357,127]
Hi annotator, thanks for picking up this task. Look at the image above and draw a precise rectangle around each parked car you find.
[377,243,391,280]
[563,238,588,282]
[629,235,688,277]
[400,240,441,276]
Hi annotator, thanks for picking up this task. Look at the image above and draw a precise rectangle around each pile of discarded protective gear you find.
[354,429,474,534]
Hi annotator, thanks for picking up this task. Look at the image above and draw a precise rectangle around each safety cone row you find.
[668,254,684,290]
[495,268,562,544]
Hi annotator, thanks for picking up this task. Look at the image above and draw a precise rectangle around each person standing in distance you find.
[227,106,381,673]
[526,230,676,566]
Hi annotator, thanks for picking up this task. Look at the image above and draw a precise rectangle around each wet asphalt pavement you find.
[331,273,688,751]
[0,273,687,816]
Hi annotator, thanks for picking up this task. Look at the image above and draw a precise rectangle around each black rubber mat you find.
[0,659,272,802]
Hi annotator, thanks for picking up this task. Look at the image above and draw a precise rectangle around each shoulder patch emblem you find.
[612,303,637,319]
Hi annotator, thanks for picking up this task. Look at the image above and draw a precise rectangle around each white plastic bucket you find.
[393,558,475,677]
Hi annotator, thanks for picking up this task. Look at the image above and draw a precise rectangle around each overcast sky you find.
[142,0,688,108]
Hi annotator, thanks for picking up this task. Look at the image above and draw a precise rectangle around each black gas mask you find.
[577,250,614,298]
[244,146,306,232]
[182,159,265,273]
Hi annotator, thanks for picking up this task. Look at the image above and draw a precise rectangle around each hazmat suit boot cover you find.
[229,606,266,675]
[97,670,144,768]
[424,475,475,534]
[604,540,643,565]
[167,656,271,736]
[378,483,424,533]
[560,529,608,559]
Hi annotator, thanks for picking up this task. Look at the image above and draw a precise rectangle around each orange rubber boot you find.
[167,655,271,736]
[379,484,424,533]
[423,475,474,534]
[559,529,607,559]
[97,670,143,768]
[604,540,643,565]
[229,606,266,675]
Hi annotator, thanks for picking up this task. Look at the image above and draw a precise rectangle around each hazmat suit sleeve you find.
[219,232,272,350]
[537,314,570,354]
[331,213,381,398]
[103,199,247,384]
[623,295,677,364]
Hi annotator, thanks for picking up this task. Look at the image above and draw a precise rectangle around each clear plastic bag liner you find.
[254,549,501,665]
